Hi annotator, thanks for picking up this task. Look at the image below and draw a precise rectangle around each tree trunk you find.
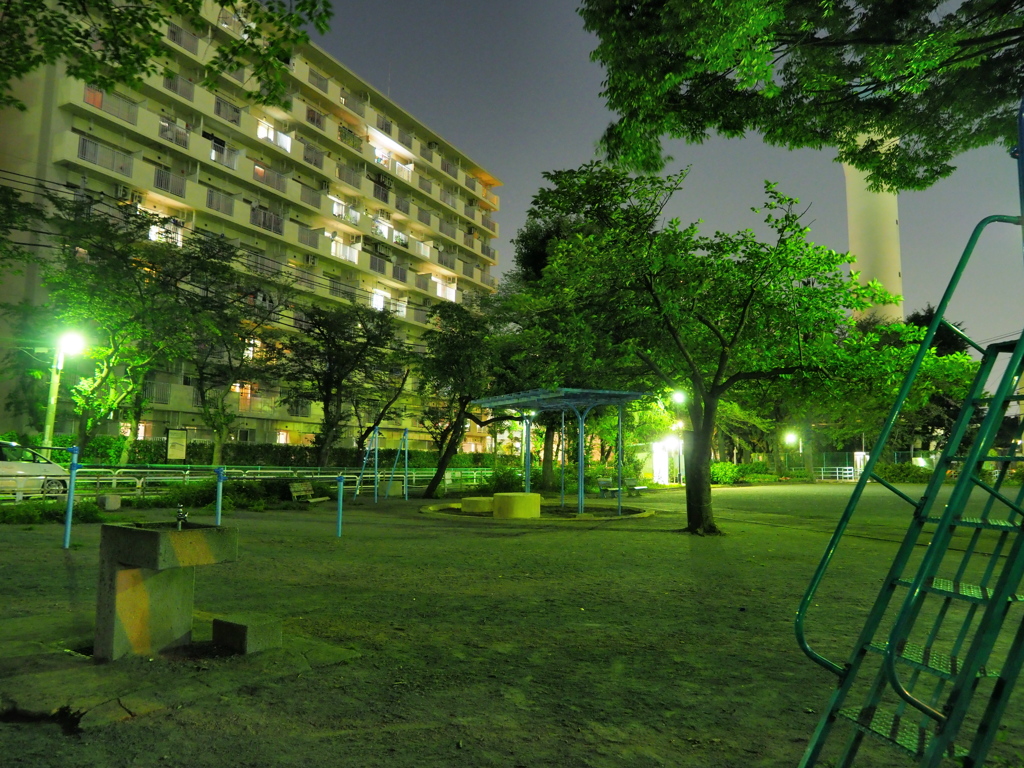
[684,424,719,535]
[422,403,468,498]
[803,421,817,483]
[211,429,227,466]
[541,424,555,489]
[771,431,784,475]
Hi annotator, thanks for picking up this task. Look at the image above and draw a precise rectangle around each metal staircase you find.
[795,100,1024,767]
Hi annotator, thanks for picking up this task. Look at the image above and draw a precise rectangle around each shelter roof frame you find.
[472,388,648,515]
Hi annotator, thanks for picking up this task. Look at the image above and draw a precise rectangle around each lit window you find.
[276,430,289,445]
[371,288,390,311]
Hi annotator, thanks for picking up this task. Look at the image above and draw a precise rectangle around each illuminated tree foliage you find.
[579,0,1024,190]
[0,0,332,110]
[277,303,401,468]
[527,163,893,533]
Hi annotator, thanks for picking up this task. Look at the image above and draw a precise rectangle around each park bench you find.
[596,478,648,498]
[289,481,329,504]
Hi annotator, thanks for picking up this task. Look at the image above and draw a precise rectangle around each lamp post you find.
[671,391,686,484]
[42,332,85,455]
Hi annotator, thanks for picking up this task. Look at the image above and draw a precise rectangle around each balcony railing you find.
[217,10,246,36]
[393,231,409,248]
[293,270,316,291]
[305,105,325,130]
[250,207,284,235]
[465,176,477,192]
[440,189,457,208]
[394,162,413,182]
[83,85,138,124]
[438,252,456,270]
[77,136,133,176]
[398,129,413,148]
[392,264,407,283]
[338,88,364,116]
[413,240,431,258]
[441,158,458,178]
[154,168,186,197]
[167,23,200,54]
[462,260,474,277]
[210,142,238,169]
[253,163,288,192]
[481,244,495,260]
[481,273,497,288]
[481,216,496,232]
[369,255,387,274]
[228,67,245,82]
[308,68,329,92]
[332,201,360,224]
[158,119,189,148]
[417,208,432,226]
[413,307,428,324]
[300,185,321,209]
[438,220,456,239]
[418,176,432,194]
[162,73,195,101]
[464,203,476,220]
[463,232,475,248]
[329,277,353,297]
[375,114,393,135]
[206,187,234,215]
[301,140,324,169]
[142,380,171,404]
[419,144,433,162]
[338,125,362,150]
[214,96,241,125]
[372,184,389,204]
[257,122,292,152]
[331,241,358,263]
[415,274,430,292]
[395,196,410,215]
[298,226,321,248]
[337,165,362,189]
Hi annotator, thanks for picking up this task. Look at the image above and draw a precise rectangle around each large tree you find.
[0,1,332,110]
[276,302,400,468]
[579,0,1024,190]
[41,198,239,453]
[416,301,518,499]
[528,163,893,533]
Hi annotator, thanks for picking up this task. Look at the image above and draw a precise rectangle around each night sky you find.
[313,0,1024,350]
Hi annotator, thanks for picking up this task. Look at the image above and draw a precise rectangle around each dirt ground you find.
[2,485,1024,767]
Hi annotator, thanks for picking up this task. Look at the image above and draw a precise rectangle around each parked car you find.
[0,441,70,496]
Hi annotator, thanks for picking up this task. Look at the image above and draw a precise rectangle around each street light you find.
[42,332,86,455]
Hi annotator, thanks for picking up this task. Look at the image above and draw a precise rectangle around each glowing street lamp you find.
[42,332,86,454]
[671,391,686,404]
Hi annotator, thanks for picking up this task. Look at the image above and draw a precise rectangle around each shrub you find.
[0,499,101,525]
[874,463,933,484]
[743,473,779,483]
[736,461,771,478]
[710,462,741,485]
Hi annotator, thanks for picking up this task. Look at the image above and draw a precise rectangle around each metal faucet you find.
[176,504,188,531]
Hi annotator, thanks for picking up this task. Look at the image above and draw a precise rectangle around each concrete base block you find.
[492,493,541,519]
[96,494,121,511]
[213,614,283,654]
[461,496,493,514]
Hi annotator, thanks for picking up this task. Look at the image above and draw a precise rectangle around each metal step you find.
[895,577,1024,605]
[924,516,1020,531]
[838,706,967,760]
[867,641,999,680]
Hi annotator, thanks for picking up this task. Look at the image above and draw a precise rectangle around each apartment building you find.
[0,3,501,453]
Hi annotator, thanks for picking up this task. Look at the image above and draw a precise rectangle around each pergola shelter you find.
[473,388,648,516]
